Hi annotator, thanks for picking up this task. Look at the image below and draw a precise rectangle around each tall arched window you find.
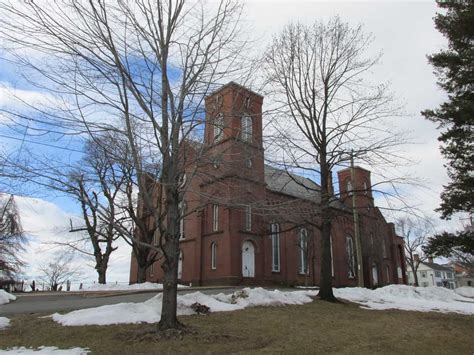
[214,113,224,142]
[299,228,308,274]
[346,180,353,195]
[346,235,356,278]
[270,222,280,272]
[211,242,217,270]
[241,114,252,142]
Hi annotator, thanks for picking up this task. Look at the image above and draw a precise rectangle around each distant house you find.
[448,261,474,288]
[407,257,456,289]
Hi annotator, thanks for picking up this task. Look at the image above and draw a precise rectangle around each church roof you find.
[264,165,321,202]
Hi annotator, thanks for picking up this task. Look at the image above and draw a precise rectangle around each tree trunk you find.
[98,268,107,284]
[413,266,419,287]
[317,161,337,302]
[158,238,181,330]
[137,264,147,283]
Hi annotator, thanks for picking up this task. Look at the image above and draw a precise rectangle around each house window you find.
[386,265,390,283]
[212,204,219,232]
[241,114,252,142]
[211,242,217,270]
[179,201,186,239]
[270,222,280,272]
[447,272,453,278]
[436,282,443,287]
[214,113,224,142]
[382,239,387,258]
[245,205,252,231]
[299,228,308,274]
[346,235,356,278]
[364,180,369,195]
[421,271,427,278]
[435,271,441,277]
[150,262,154,275]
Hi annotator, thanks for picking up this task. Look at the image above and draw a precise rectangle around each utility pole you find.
[350,151,364,287]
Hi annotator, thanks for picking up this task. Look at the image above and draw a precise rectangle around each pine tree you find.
[422,0,474,219]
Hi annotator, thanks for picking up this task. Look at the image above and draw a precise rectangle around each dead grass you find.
[1,300,473,354]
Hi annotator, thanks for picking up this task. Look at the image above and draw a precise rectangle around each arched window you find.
[212,204,219,232]
[270,222,280,272]
[363,180,369,195]
[346,180,353,195]
[214,113,224,142]
[346,235,356,278]
[245,205,252,231]
[241,114,252,142]
[211,242,217,270]
[299,228,308,274]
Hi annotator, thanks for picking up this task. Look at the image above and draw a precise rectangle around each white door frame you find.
[242,241,255,278]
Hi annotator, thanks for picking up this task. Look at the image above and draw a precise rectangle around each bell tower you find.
[203,82,265,187]
[337,166,374,209]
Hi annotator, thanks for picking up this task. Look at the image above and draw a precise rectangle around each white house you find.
[407,258,456,289]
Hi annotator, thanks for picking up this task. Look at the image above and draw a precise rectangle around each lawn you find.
[1,300,473,354]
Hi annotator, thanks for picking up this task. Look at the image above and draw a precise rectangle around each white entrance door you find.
[242,241,255,278]
[178,250,183,279]
[372,263,378,285]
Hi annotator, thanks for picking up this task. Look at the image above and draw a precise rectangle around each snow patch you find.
[0,317,10,329]
[0,290,16,305]
[454,286,474,299]
[81,282,189,292]
[0,347,89,354]
[52,288,318,326]
[334,285,474,315]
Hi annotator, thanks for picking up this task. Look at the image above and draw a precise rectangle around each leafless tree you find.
[397,217,431,286]
[0,194,26,279]
[0,0,249,330]
[38,253,80,291]
[263,18,405,301]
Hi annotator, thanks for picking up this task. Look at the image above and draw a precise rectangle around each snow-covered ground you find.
[334,285,474,315]
[454,286,474,299]
[80,282,189,292]
[0,347,88,354]
[50,285,474,326]
[52,288,318,326]
[0,290,16,305]
[0,317,10,330]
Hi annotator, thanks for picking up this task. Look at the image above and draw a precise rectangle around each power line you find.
[0,133,84,153]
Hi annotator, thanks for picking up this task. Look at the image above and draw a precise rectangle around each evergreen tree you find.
[422,0,474,219]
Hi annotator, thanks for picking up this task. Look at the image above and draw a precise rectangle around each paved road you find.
[0,287,242,316]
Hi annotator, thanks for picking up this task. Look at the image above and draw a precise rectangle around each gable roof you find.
[421,262,454,272]
[264,165,321,202]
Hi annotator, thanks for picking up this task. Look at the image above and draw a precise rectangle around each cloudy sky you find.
[0,1,465,284]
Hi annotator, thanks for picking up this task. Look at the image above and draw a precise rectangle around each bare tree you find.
[264,18,404,301]
[0,0,249,330]
[397,217,431,286]
[0,194,26,279]
[38,253,80,291]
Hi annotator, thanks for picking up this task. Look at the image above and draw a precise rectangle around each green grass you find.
[1,300,473,354]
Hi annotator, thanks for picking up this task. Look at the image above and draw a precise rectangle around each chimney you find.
[414,254,420,263]
[428,256,433,263]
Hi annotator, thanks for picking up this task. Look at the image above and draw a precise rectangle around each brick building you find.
[129,82,407,288]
